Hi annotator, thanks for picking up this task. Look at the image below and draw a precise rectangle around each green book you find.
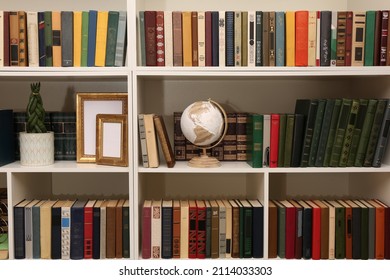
[364,11,376,66]
[363,99,387,167]
[354,200,369,259]
[44,11,53,66]
[278,114,287,167]
[347,99,368,166]
[329,98,352,167]
[247,113,263,168]
[360,200,376,259]
[323,99,342,166]
[308,99,326,166]
[139,11,146,66]
[339,99,360,167]
[274,200,286,258]
[81,11,89,67]
[105,11,120,66]
[327,201,345,259]
[283,114,295,167]
[354,99,378,166]
[240,200,253,258]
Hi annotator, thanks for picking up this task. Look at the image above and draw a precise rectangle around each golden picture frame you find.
[76,93,128,163]
[96,114,128,167]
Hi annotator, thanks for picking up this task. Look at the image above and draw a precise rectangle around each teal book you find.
[278,114,287,167]
[364,11,376,66]
[323,99,342,166]
[139,11,146,66]
[308,99,326,166]
[329,98,352,167]
[247,113,263,168]
[275,11,285,66]
[81,11,89,67]
[44,11,53,66]
[105,11,120,66]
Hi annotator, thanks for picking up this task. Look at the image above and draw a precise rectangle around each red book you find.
[144,11,157,66]
[3,11,10,66]
[344,11,353,66]
[205,11,212,66]
[289,200,303,259]
[295,11,309,66]
[280,200,296,259]
[84,200,96,259]
[375,199,390,259]
[380,11,389,66]
[270,114,280,168]
[307,200,321,260]
[188,200,198,258]
[196,200,206,259]
[142,200,152,259]
[156,11,165,66]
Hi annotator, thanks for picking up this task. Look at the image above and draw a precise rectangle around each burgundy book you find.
[374,11,382,66]
[191,11,199,66]
[142,200,152,259]
[3,11,10,66]
[188,200,198,258]
[270,114,280,168]
[344,11,353,66]
[196,200,206,259]
[84,200,95,259]
[290,200,303,259]
[172,11,183,66]
[144,11,157,66]
[205,11,212,66]
[156,11,165,66]
[283,201,296,259]
[380,11,389,66]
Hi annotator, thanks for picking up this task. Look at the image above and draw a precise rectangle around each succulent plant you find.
[26,82,47,133]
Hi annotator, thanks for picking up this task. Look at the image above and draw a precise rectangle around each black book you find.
[297,200,312,259]
[161,200,173,259]
[92,200,102,259]
[0,110,15,167]
[320,11,332,66]
[51,201,65,259]
[211,11,219,66]
[14,200,31,259]
[70,200,87,260]
[291,114,305,167]
[249,200,263,258]
[225,11,235,66]
[255,11,263,66]
[372,100,390,167]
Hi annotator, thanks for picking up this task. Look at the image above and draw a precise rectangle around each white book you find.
[330,11,337,67]
[308,11,317,66]
[217,200,226,258]
[115,11,127,67]
[61,200,75,259]
[0,11,3,67]
[26,11,39,67]
[25,200,40,259]
[164,11,173,67]
[198,12,206,67]
[323,200,335,259]
[219,11,226,67]
[151,200,162,258]
[100,200,108,259]
[248,11,256,67]
[263,114,271,167]
[180,200,189,258]
[222,200,232,258]
[316,11,321,66]
[234,11,242,66]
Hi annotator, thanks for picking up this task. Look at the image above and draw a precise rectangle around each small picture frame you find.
[96,114,128,167]
[76,93,128,163]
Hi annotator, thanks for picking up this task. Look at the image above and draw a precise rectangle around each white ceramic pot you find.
[19,131,55,166]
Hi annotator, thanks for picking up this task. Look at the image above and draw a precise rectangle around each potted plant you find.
[19,82,54,166]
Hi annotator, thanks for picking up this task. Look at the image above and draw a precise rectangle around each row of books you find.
[0,10,127,67]
[269,199,390,260]
[142,199,264,259]
[139,10,390,67]
[13,199,130,259]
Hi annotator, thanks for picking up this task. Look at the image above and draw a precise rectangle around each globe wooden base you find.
[188,154,221,168]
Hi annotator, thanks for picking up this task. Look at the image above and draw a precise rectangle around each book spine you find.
[298,100,318,167]
[307,11,317,66]
[87,10,97,67]
[252,204,264,258]
[80,11,89,67]
[197,12,206,67]
[268,12,276,66]
[352,207,362,259]
[374,11,382,66]
[241,11,248,66]
[308,99,326,166]
[61,11,73,67]
[315,99,335,167]
[283,114,295,167]
[3,12,10,66]
[247,114,263,168]
[138,11,145,66]
[142,204,151,259]
[218,206,226,258]
[172,204,180,258]
[26,12,39,67]
[291,114,305,167]
[226,11,235,66]
[380,11,389,66]
[345,12,353,66]
[191,11,198,66]
[243,207,253,258]
[372,100,390,167]
[24,206,33,259]
[316,11,321,66]
[364,11,376,66]
[278,114,287,167]
[331,11,338,66]
[153,115,175,168]
[188,205,197,258]
[70,207,84,260]
[205,12,212,66]
[164,11,173,67]
[275,11,285,66]
[92,207,101,259]
[336,12,347,66]
[173,112,186,160]
[144,11,157,66]
[197,205,206,258]
[84,206,93,259]
[248,11,256,67]
[255,11,263,66]
[295,11,309,66]
[32,206,41,258]
[351,12,366,66]
[262,114,270,166]
[51,11,61,67]
[51,207,62,259]
[155,11,165,67]
[95,11,109,67]
[236,113,248,161]
[285,11,295,66]
[73,11,82,67]
[211,11,219,66]
[44,11,53,66]
[14,207,25,259]
[219,11,226,67]
[182,11,192,67]
[302,208,312,259]
[105,11,120,67]
[9,12,19,66]
[262,12,269,66]
[234,11,242,66]
[320,11,332,66]
[270,114,279,167]
[18,11,27,66]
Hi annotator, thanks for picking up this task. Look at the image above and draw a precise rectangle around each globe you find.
[180,99,227,167]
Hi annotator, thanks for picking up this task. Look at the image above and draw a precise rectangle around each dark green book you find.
[240,200,253,258]
[372,100,390,167]
[278,114,287,167]
[308,99,326,166]
[354,99,378,166]
[360,200,376,259]
[354,200,369,260]
[81,11,89,67]
[347,99,368,166]
[283,114,295,167]
[339,99,360,167]
[50,112,76,160]
[246,113,263,168]
[327,200,345,259]
[105,11,119,66]
[273,200,286,258]
[315,99,335,167]
[295,99,319,167]
[329,98,352,167]
[363,99,387,167]
[323,99,342,166]
[364,11,376,66]
[291,114,305,167]
[44,11,53,66]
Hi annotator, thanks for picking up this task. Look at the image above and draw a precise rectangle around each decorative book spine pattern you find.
[156,11,165,66]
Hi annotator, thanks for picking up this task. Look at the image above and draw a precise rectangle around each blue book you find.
[249,200,263,258]
[161,200,173,259]
[275,12,285,66]
[70,200,87,260]
[225,11,234,66]
[38,12,46,66]
[87,10,98,67]
[255,11,263,66]
[211,11,219,66]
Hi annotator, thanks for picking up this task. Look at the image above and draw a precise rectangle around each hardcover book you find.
[249,200,263,258]
[0,110,15,166]
[172,200,180,258]
[153,115,175,168]
[70,200,87,260]
[142,200,152,259]
[115,11,127,67]
[151,200,161,258]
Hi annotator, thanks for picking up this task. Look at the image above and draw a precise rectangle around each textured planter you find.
[19,131,54,166]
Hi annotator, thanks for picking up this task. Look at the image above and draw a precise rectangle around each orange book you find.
[337,200,352,259]
[51,11,62,67]
[285,11,295,66]
[295,11,309,66]
[73,11,82,67]
[182,12,192,66]
[368,200,385,259]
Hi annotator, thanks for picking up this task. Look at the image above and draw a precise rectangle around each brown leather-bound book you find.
[210,200,219,258]
[380,11,389,66]
[295,11,309,66]
[229,199,240,258]
[336,11,347,66]
[236,112,248,161]
[289,200,303,259]
[3,12,10,66]
[172,200,181,258]
[9,11,19,66]
[368,199,385,259]
[115,199,125,258]
[374,11,382,66]
[268,200,278,258]
[173,112,186,161]
[51,11,61,67]
[182,11,192,66]
[223,112,237,161]
[153,115,175,168]
[106,199,118,258]
[18,11,28,66]
[345,11,353,66]
[205,12,212,66]
[144,11,157,66]
[156,11,165,66]
[337,200,352,259]
[172,11,183,66]
[191,12,198,66]
[313,200,329,259]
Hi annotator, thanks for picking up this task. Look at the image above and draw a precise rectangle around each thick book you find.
[172,11,183,66]
[197,12,206,66]
[295,11,309,66]
[372,100,390,167]
[268,200,277,258]
[346,200,362,259]
[267,11,275,66]
[262,12,269,66]
[313,200,330,259]
[99,200,108,259]
[210,200,219,258]
[87,10,97,66]
[291,114,305,167]
[337,200,353,259]
[115,11,127,67]
[374,11,382,66]
[248,11,255,67]
[14,200,31,259]
[248,200,263,258]
[164,11,173,67]
[275,11,285,66]
[172,200,180,258]
[297,200,312,259]
[43,11,53,66]
[0,110,15,166]
[323,99,342,166]
[315,99,335,167]
[143,114,159,167]
[205,12,212,66]
[239,200,253,258]
[161,200,173,259]
[222,200,232,258]
[83,200,96,259]
[73,11,82,66]
[368,199,385,259]
[255,11,263,66]
[95,11,109,66]
[229,199,240,258]
[336,11,347,66]
[196,200,206,259]
[320,11,332,66]
[211,11,219,66]
[236,113,248,161]
[122,200,130,258]
[216,200,226,258]
[173,112,185,161]
[51,200,67,259]
[234,11,242,66]
[144,11,156,66]
[322,201,336,259]
[51,11,62,67]
[106,200,118,259]
[40,200,58,259]
[307,11,317,66]
[285,11,295,66]
[279,200,296,259]
[246,113,263,168]
[61,200,76,259]
[359,200,375,259]
[115,199,125,258]
[375,200,390,259]
[306,200,321,260]
[37,12,46,66]
[182,11,192,66]
[70,200,87,259]
[155,11,165,67]
[61,11,73,67]
[142,200,152,259]
[364,11,376,66]
[351,12,366,66]
[105,11,120,67]
[327,200,345,259]
[273,200,286,258]
[18,11,27,66]
[26,12,39,67]
[153,115,175,168]
[32,200,45,259]
[191,12,198,66]
[379,11,389,66]
[223,113,237,161]
[151,200,161,259]
[9,12,19,66]
[345,11,353,66]
[24,200,40,259]
[92,200,103,259]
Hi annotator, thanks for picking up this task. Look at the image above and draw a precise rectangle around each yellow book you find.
[95,11,109,67]
[52,11,62,67]
[285,11,295,66]
[73,11,82,67]
[182,12,192,66]
[40,200,58,259]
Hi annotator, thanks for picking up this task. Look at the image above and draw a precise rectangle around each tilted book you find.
[153,115,175,168]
